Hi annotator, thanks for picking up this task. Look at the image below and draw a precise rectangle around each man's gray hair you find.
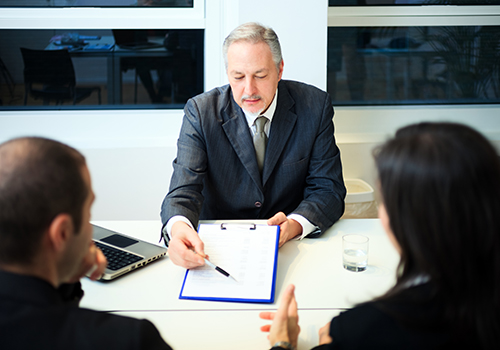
[223,22,283,72]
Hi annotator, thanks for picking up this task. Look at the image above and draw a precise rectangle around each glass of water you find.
[342,234,369,272]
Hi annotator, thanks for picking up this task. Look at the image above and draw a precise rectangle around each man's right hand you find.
[168,221,206,268]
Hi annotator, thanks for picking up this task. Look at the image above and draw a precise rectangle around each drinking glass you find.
[342,234,369,272]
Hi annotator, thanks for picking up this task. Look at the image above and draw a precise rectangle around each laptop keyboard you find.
[94,241,143,271]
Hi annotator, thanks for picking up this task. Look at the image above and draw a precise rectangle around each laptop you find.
[112,29,164,50]
[92,224,167,281]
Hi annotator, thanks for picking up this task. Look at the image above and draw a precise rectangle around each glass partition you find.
[327,26,500,105]
[0,29,204,110]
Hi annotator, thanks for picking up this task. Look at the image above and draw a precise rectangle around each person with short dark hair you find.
[161,22,346,269]
[261,122,500,349]
[0,137,172,350]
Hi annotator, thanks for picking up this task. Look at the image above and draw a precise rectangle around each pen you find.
[194,251,238,282]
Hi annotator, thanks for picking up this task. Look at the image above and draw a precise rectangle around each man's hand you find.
[318,322,333,345]
[66,242,107,283]
[268,212,302,247]
[259,284,300,348]
[168,221,205,268]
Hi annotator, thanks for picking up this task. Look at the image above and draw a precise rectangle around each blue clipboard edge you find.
[178,224,280,304]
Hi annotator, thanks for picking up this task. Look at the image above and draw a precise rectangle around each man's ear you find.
[278,60,284,80]
[47,214,75,254]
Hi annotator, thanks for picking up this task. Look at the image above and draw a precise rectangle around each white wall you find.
[0,110,183,220]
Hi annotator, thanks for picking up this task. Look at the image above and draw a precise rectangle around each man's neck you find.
[0,260,59,288]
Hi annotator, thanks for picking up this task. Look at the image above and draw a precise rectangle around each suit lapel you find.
[263,85,297,185]
[222,98,263,190]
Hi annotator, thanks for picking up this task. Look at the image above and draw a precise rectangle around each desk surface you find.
[117,308,341,350]
[82,219,398,349]
[46,35,170,56]
[82,219,398,312]
[45,36,172,105]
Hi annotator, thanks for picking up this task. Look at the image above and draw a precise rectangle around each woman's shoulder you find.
[329,284,451,349]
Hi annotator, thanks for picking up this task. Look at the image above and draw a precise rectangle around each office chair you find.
[20,47,101,106]
[0,56,15,105]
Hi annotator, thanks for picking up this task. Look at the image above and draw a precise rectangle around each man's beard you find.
[241,95,264,117]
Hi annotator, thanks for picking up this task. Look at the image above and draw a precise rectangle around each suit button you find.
[255,201,262,208]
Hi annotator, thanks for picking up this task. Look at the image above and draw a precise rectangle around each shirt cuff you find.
[165,215,195,240]
[287,214,318,240]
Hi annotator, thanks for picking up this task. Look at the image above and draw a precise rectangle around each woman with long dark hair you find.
[261,122,500,349]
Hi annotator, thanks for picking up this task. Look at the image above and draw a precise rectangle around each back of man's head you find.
[0,137,87,266]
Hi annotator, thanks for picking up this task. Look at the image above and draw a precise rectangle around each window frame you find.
[328,6,500,28]
[0,0,237,149]
[0,0,229,106]
[0,0,205,29]
[327,5,500,143]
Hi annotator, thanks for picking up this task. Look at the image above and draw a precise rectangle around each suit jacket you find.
[161,80,346,235]
[0,270,172,350]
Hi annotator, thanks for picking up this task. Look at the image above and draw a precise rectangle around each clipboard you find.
[179,223,280,303]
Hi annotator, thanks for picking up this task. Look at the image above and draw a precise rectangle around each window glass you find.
[329,0,500,5]
[327,26,500,105]
[0,0,193,8]
[0,29,204,110]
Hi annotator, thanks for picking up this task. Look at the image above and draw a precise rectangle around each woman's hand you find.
[259,284,300,349]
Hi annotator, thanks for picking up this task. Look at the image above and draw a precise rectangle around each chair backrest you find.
[0,56,15,97]
[20,48,76,88]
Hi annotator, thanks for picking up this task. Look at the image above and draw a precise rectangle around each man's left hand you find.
[268,212,302,247]
[66,242,107,283]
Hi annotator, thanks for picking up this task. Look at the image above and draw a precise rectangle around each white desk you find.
[116,309,342,350]
[82,219,398,349]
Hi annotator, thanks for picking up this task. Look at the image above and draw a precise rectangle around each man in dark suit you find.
[0,137,171,350]
[161,22,345,268]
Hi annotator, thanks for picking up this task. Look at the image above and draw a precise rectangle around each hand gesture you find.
[259,284,300,348]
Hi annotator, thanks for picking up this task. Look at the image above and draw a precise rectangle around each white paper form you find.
[179,223,279,303]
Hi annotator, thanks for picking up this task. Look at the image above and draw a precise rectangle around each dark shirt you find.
[311,283,480,350]
[0,270,171,350]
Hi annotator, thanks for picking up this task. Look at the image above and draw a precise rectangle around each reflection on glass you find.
[0,0,193,7]
[329,0,500,5]
[0,29,204,110]
[327,26,500,105]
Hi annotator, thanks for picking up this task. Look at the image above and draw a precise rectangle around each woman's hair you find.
[374,122,500,347]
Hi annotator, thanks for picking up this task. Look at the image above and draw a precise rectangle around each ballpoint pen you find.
[194,251,238,282]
